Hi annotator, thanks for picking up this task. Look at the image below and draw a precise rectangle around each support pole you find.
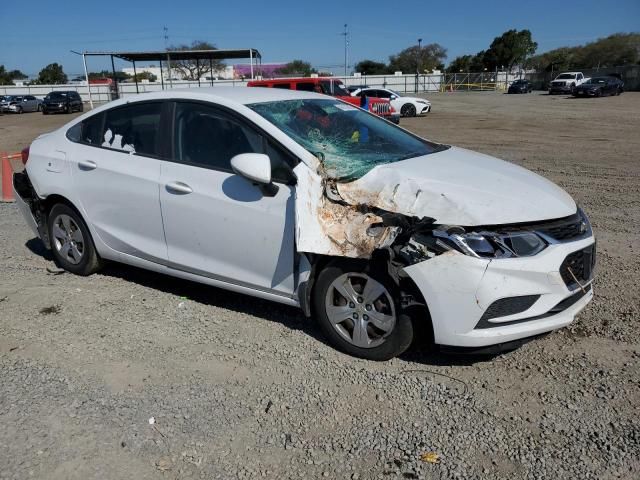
[249,50,254,79]
[111,55,119,99]
[167,53,173,89]
[82,53,93,109]
[133,60,139,93]
[209,58,214,85]
[160,59,165,90]
[196,58,201,86]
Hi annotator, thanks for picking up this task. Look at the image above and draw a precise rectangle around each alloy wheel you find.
[52,214,85,265]
[324,273,396,349]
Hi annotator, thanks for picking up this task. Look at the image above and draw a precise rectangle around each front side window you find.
[174,102,262,171]
[173,102,295,183]
[102,102,162,156]
[272,83,291,89]
[248,99,446,181]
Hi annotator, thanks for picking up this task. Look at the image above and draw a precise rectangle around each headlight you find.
[434,229,548,258]
[416,100,428,105]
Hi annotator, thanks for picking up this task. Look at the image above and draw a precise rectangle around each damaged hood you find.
[336,146,576,226]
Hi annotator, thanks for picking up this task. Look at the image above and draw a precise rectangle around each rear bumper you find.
[13,173,41,239]
[403,235,596,348]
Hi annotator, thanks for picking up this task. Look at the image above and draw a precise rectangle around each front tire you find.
[401,103,417,117]
[48,203,103,276]
[16,106,23,114]
[313,260,413,360]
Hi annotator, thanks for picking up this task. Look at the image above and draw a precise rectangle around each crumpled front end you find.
[293,158,595,347]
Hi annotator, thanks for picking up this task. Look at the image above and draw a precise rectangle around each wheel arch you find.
[305,252,434,344]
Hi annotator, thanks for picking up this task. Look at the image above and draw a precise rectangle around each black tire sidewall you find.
[48,204,99,276]
[313,261,413,361]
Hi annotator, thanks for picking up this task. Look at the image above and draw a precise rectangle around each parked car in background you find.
[13,87,595,360]
[351,87,431,117]
[572,76,624,97]
[42,91,83,114]
[0,95,43,113]
[549,72,589,94]
[508,79,533,94]
[247,78,400,124]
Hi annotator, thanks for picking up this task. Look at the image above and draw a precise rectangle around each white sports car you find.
[351,87,431,117]
[14,87,595,360]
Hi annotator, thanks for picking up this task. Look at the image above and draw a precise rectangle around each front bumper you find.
[388,114,400,124]
[42,103,68,112]
[549,85,573,94]
[418,104,431,114]
[573,89,598,97]
[403,235,595,347]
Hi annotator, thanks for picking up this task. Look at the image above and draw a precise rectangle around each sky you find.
[1,0,639,77]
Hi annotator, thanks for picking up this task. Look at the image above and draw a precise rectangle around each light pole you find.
[343,24,349,79]
[416,38,422,92]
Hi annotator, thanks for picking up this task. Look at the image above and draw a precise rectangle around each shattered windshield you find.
[248,99,446,181]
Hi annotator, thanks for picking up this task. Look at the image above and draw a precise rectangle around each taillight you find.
[21,146,30,165]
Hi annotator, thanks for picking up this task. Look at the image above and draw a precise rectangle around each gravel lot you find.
[1,91,639,480]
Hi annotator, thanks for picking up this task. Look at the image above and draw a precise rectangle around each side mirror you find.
[390,95,397,100]
[230,153,279,197]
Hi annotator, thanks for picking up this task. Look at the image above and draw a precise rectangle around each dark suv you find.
[42,91,84,114]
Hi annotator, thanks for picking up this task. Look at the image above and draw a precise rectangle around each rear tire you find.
[313,260,413,361]
[48,203,103,276]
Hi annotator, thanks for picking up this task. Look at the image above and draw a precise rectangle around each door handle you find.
[78,160,97,170]
[166,181,193,195]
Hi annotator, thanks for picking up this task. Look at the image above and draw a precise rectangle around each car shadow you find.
[25,237,509,366]
[26,237,54,261]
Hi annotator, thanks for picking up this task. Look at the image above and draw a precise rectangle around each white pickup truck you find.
[549,72,590,94]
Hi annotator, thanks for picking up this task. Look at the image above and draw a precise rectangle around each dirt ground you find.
[0,91,639,480]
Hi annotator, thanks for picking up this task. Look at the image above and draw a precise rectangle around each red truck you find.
[247,77,400,124]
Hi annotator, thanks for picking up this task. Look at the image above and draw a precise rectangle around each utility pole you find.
[342,24,349,79]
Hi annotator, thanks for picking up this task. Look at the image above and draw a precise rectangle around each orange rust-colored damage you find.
[316,196,397,258]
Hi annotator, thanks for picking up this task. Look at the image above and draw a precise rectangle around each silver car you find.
[0,95,43,113]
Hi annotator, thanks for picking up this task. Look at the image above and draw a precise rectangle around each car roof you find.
[106,86,327,106]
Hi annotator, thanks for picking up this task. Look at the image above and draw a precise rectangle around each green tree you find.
[529,33,640,71]
[275,60,316,76]
[354,60,390,75]
[484,29,538,70]
[132,71,157,82]
[36,63,68,84]
[388,43,447,73]
[0,66,28,85]
[89,70,130,82]
[168,40,224,80]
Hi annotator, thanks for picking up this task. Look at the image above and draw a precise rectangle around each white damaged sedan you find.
[14,87,595,360]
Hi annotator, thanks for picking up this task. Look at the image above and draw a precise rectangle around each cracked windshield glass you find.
[248,99,446,181]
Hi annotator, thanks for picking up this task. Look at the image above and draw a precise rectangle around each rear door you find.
[159,100,297,296]
[68,101,168,262]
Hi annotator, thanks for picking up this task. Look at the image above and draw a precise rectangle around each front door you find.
[159,101,297,296]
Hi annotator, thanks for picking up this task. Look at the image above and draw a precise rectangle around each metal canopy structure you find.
[73,48,262,108]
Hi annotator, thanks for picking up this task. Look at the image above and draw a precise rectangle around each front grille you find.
[370,102,390,115]
[560,244,596,288]
[483,212,589,243]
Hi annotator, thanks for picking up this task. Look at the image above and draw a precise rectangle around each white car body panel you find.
[68,141,168,262]
[159,160,296,297]
[16,87,594,350]
[336,146,576,225]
